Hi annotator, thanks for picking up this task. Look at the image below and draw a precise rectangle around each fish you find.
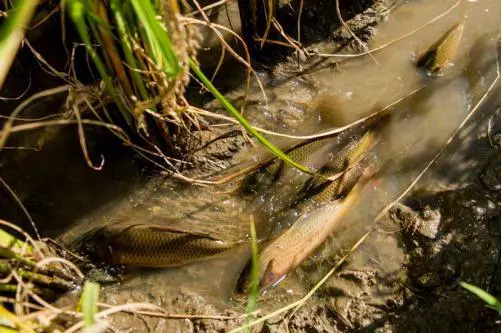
[299,156,374,212]
[84,223,240,267]
[240,135,340,195]
[417,22,464,75]
[250,132,378,292]
[245,134,346,219]
[256,186,362,292]
[301,131,375,205]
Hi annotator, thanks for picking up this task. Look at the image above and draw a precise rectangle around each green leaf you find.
[130,0,180,77]
[460,281,501,313]
[110,0,149,101]
[66,0,132,125]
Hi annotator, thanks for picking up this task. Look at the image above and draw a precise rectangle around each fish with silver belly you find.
[82,224,240,267]
[256,186,364,292]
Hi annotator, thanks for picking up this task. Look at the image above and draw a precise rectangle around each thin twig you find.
[334,0,378,64]
[0,85,72,149]
[0,178,40,240]
[374,71,500,221]
[317,0,460,59]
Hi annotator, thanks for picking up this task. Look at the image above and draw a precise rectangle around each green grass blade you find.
[189,59,314,175]
[66,0,132,125]
[460,281,501,313]
[130,0,179,77]
[110,0,149,101]
[0,228,32,255]
[245,215,259,331]
[0,0,39,89]
[79,281,100,328]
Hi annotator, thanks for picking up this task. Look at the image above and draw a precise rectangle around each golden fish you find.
[85,224,239,267]
[300,156,373,211]
[241,135,339,195]
[417,22,464,75]
[256,186,362,292]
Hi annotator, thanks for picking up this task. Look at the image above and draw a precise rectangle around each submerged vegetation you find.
[0,0,500,332]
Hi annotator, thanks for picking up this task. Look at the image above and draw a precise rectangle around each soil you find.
[0,0,500,332]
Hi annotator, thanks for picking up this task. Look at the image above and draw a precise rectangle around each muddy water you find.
[59,0,499,329]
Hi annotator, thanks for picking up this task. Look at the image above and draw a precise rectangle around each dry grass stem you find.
[35,257,84,280]
[186,0,231,17]
[190,85,424,141]
[334,0,378,64]
[0,85,72,149]
[65,302,239,333]
[182,16,268,110]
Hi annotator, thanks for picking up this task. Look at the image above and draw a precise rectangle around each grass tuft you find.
[63,0,313,175]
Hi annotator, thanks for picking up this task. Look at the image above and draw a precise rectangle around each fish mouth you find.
[236,259,287,296]
[258,273,287,296]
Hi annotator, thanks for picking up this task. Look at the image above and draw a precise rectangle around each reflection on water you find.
[60,0,499,315]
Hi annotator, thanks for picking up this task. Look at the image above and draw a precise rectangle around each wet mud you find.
[0,0,500,332]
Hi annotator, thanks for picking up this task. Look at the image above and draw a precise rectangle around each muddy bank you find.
[0,0,500,332]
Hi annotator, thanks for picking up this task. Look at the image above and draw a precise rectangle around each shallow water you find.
[58,0,500,325]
